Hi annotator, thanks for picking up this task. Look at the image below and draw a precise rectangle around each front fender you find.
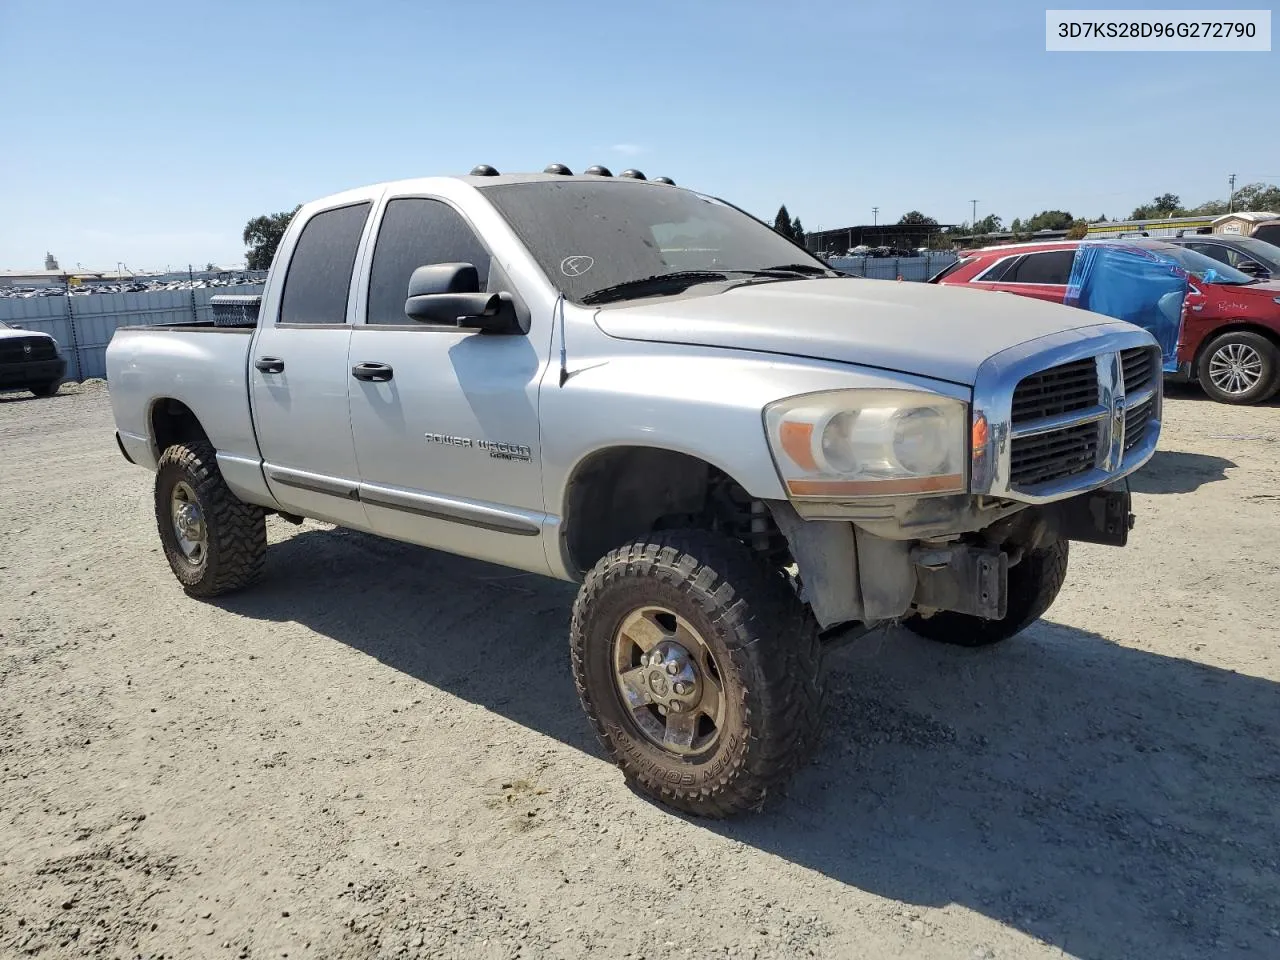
[537,345,970,578]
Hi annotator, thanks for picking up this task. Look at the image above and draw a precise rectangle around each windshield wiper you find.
[580,271,729,305]
[756,263,833,275]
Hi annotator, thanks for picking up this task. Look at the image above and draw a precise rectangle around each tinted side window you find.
[975,256,1019,282]
[1252,224,1280,246]
[1006,249,1075,285]
[927,257,971,283]
[278,202,371,325]
[1188,242,1232,266]
[367,198,492,326]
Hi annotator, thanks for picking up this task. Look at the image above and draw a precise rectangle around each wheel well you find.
[1194,322,1280,367]
[150,398,209,455]
[562,447,790,576]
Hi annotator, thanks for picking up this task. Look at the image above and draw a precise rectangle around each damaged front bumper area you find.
[770,482,1136,631]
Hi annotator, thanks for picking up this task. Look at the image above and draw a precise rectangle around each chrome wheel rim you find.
[612,606,726,757]
[170,481,207,565]
[1208,342,1264,395]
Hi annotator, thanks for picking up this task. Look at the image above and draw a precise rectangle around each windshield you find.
[479,180,829,304]
[1145,243,1255,285]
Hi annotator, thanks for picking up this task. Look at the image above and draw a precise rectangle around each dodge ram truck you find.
[106,165,1162,817]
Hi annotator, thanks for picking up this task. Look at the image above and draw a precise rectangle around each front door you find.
[346,196,550,574]
[250,200,372,529]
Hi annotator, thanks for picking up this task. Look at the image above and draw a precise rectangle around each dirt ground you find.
[1,381,1277,960]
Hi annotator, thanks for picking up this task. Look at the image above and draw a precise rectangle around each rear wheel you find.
[1197,331,1280,405]
[154,441,266,597]
[905,541,1069,648]
[571,530,825,817]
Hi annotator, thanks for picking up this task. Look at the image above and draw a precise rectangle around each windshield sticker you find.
[560,255,594,277]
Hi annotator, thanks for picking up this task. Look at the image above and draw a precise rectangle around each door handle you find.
[352,362,394,382]
[255,356,285,374]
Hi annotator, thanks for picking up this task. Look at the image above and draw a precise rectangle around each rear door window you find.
[278,202,371,325]
[1004,249,1075,285]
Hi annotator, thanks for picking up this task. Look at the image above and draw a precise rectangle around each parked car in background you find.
[1162,234,1280,282]
[933,239,1280,405]
[0,321,66,397]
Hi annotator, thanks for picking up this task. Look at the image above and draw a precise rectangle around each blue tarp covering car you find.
[1064,242,1187,374]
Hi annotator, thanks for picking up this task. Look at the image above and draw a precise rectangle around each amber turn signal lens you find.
[971,414,989,454]
[779,421,817,471]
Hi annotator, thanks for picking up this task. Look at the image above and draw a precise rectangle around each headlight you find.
[764,389,968,498]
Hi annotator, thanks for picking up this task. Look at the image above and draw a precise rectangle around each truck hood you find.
[593,278,1111,386]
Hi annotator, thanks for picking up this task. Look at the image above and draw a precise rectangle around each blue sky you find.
[1,0,1276,269]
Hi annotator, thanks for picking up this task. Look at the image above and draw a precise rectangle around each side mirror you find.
[1234,260,1261,276]
[403,262,523,334]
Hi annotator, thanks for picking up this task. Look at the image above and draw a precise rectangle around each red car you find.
[932,239,1280,404]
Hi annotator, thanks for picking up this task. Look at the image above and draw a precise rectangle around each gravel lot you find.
[1,381,1277,960]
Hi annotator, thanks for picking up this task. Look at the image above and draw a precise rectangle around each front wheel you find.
[154,441,266,597]
[29,380,62,398]
[905,540,1069,648]
[571,530,825,818]
[1197,331,1280,405]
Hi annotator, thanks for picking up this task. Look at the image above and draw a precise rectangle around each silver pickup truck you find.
[107,166,1162,816]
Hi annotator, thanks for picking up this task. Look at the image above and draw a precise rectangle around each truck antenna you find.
[556,293,569,387]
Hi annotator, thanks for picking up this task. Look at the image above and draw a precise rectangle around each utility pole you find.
[872,206,879,227]
[1228,173,1237,212]
[971,200,979,235]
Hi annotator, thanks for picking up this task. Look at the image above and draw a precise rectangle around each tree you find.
[1232,181,1280,212]
[243,205,301,271]
[973,214,1003,235]
[773,204,795,240]
[790,216,805,247]
[1025,210,1074,232]
[1129,192,1187,220]
[1187,199,1228,216]
[897,210,938,227]
[205,261,217,273]
[1009,217,1023,234]
[1066,221,1089,240]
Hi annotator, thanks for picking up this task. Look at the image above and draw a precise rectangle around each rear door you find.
[346,195,550,574]
[984,249,1076,302]
[250,200,373,529]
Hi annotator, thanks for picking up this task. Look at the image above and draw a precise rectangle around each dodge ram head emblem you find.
[23,342,32,356]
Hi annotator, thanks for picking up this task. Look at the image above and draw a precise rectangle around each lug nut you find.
[666,661,679,676]
[673,682,689,695]
[669,700,683,712]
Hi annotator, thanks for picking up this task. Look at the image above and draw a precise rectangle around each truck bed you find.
[106,324,258,474]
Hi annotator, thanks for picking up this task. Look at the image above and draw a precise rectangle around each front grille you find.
[1011,357,1099,422]
[1121,346,1155,395]
[0,337,56,363]
[1124,396,1154,452]
[1009,357,1102,488]
[1010,421,1100,486]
